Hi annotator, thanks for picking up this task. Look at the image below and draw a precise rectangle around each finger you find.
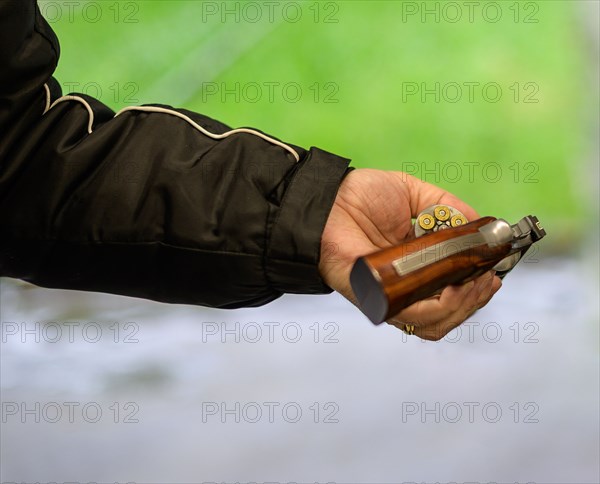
[401,173,480,221]
[476,275,503,309]
[458,271,495,315]
[387,279,476,328]
[386,270,501,339]
[475,271,496,306]
[388,271,493,330]
[421,271,492,321]
[419,273,496,340]
[451,275,494,328]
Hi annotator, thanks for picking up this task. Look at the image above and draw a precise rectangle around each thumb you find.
[401,173,481,222]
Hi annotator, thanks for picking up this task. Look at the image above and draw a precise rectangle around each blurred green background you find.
[42,0,598,250]
[3,3,599,482]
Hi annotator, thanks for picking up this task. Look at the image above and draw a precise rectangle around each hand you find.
[318,168,502,341]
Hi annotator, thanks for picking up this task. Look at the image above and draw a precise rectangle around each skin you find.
[319,168,502,341]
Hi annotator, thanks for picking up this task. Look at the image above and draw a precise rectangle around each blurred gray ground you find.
[1,248,598,483]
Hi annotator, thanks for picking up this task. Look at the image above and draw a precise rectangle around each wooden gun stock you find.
[350,217,513,325]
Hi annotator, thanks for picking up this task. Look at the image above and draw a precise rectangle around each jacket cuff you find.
[265,147,352,294]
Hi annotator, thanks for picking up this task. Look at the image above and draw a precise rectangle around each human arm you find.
[0,0,351,308]
[319,168,502,340]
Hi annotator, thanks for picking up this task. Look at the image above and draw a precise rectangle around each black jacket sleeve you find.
[0,0,352,308]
